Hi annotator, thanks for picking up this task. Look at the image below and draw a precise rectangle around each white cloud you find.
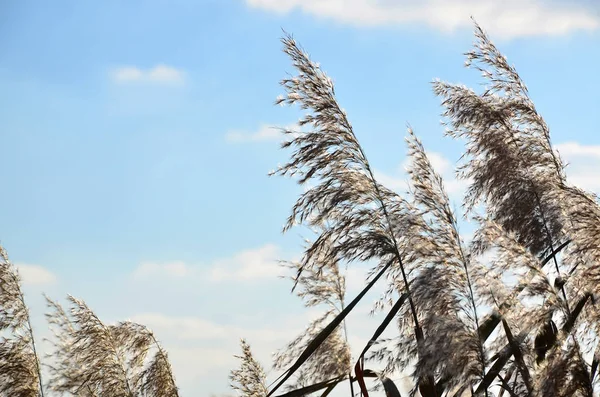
[375,150,469,202]
[132,261,192,280]
[556,141,600,194]
[131,244,284,283]
[111,65,186,85]
[131,312,295,343]
[131,313,236,341]
[426,151,451,173]
[225,123,305,143]
[209,244,282,281]
[375,141,600,212]
[16,264,58,286]
[246,0,599,39]
[126,270,410,395]
[556,141,600,158]
[127,310,316,390]
[127,308,383,389]
[225,124,281,143]
[374,169,409,192]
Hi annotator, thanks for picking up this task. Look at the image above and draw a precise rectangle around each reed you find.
[229,20,600,397]
[0,243,179,396]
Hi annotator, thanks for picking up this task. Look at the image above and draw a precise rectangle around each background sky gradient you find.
[1,1,599,395]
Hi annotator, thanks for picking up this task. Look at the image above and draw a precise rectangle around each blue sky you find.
[1,0,599,395]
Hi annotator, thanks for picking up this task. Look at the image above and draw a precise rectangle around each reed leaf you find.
[253,18,600,397]
[268,259,392,396]
[353,293,407,397]
[501,319,532,394]
[274,243,351,390]
[274,375,346,397]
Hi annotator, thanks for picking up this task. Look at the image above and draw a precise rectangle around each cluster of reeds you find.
[0,245,179,397]
[230,21,600,397]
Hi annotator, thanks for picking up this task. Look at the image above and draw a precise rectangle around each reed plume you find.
[232,18,600,397]
[0,244,44,397]
[271,32,438,396]
[45,295,134,396]
[230,339,268,397]
[273,241,352,388]
[405,128,486,394]
[111,321,180,397]
[432,21,566,258]
[44,296,179,397]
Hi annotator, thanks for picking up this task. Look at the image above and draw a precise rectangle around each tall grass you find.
[230,20,600,397]
[0,245,44,397]
[0,244,179,397]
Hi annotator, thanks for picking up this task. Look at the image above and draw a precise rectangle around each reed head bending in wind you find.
[270,31,439,396]
[45,296,180,397]
[1,242,181,397]
[230,20,600,397]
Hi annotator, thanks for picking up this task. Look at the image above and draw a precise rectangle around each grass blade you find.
[475,240,571,345]
[320,384,337,397]
[496,373,519,397]
[354,293,408,397]
[591,344,599,383]
[381,377,402,397]
[475,332,526,395]
[268,259,393,396]
[355,361,370,397]
[501,319,532,393]
[359,293,408,359]
[275,376,347,397]
[563,293,592,334]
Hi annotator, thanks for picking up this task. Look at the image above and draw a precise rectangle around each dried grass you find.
[45,296,179,396]
[230,339,269,397]
[0,245,43,397]
[249,19,600,397]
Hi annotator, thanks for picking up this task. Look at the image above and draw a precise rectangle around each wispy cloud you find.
[131,312,295,343]
[225,125,281,143]
[111,64,186,85]
[131,244,284,283]
[132,261,192,280]
[246,0,599,39]
[374,169,409,192]
[556,141,600,158]
[209,244,282,281]
[126,313,290,393]
[375,141,600,212]
[556,141,600,194]
[225,122,308,143]
[126,309,342,397]
[375,150,468,201]
[16,264,58,286]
